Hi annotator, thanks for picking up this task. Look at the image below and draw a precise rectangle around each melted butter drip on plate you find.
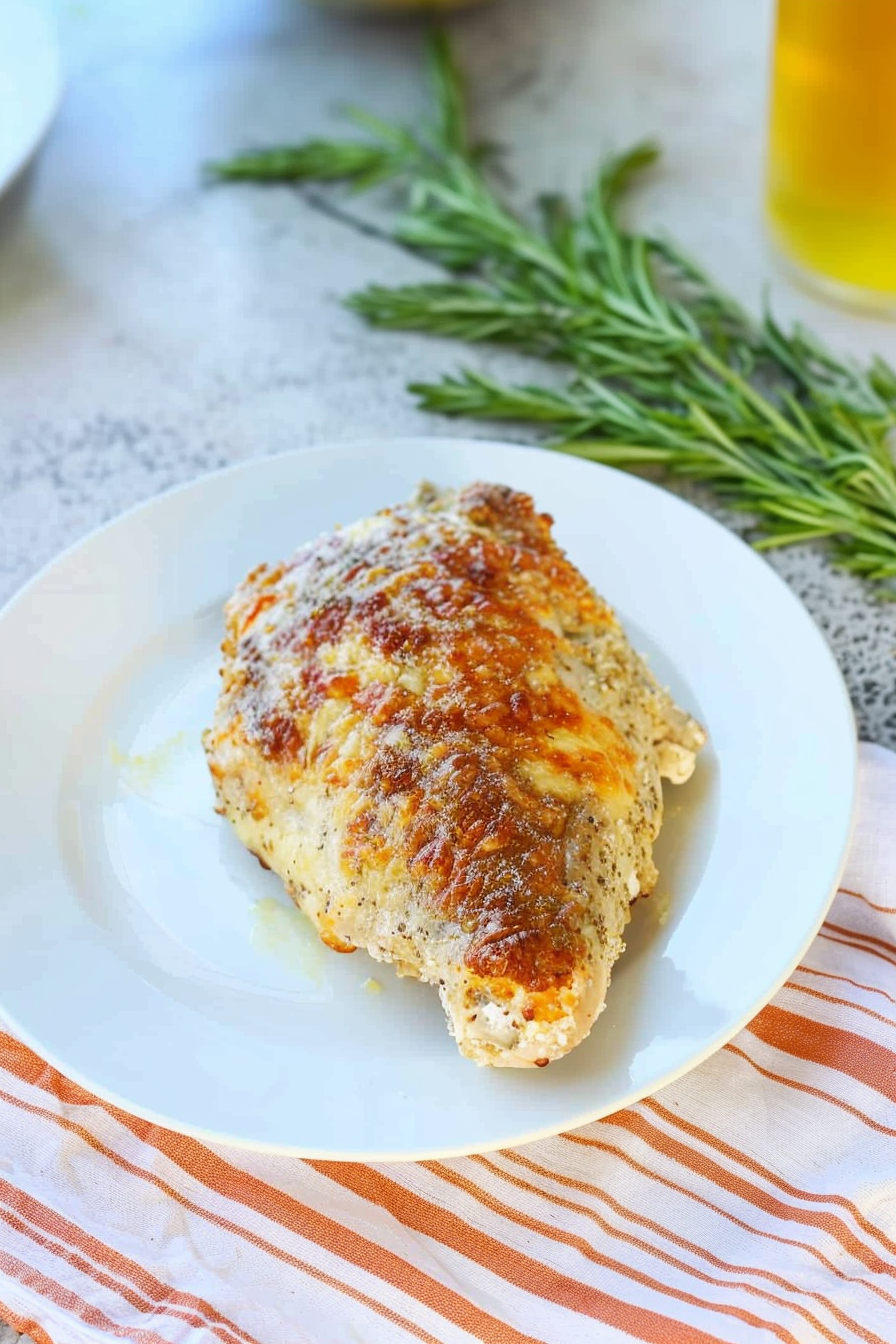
[109,731,191,790]
[250,897,326,983]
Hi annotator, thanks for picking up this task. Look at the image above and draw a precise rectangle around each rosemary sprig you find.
[208,33,896,590]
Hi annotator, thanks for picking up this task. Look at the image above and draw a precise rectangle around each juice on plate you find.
[766,0,896,307]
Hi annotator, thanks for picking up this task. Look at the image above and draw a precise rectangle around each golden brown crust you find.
[218,482,641,993]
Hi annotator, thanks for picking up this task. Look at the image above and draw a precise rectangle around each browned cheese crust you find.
[204,482,705,1066]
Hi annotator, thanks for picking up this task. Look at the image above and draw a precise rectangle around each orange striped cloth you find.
[1,742,893,1344]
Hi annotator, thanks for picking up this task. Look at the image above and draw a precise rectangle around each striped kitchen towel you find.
[0,742,893,1344]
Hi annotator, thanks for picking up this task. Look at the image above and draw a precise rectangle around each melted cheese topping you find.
[214,482,640,992]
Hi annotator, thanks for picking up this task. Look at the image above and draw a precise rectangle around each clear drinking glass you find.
[766,0,896,312]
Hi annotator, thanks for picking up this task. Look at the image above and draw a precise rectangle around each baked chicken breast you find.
[204,482,705,1067]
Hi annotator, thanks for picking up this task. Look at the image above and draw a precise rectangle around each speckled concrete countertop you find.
[1,0,894,768]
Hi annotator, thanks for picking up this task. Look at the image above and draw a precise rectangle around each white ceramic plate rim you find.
[0,439,857,1159]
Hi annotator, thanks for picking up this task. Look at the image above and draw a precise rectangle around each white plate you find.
[0,439,856,1159]
[0,0,62,197]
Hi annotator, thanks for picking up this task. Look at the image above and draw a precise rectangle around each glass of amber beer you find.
[767,0,896,311]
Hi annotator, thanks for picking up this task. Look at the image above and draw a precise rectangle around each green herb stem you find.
[209,34,896,593]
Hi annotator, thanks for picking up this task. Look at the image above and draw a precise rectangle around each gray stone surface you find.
[2,0,896,752]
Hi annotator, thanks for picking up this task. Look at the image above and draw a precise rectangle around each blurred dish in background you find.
[0,0,62,197]
[767,0,896,312]
[306,0,487,11]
